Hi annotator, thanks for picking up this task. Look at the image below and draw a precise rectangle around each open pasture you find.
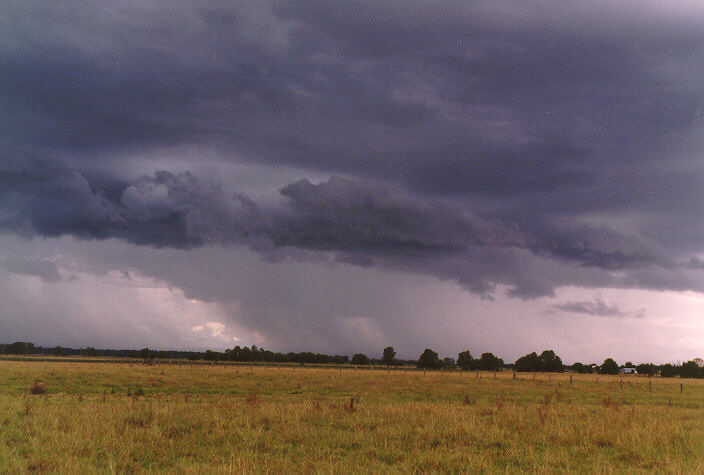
[2,360,704,472]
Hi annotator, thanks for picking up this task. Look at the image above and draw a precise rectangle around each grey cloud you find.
[550,297,644,319]
[1,257,61,282]
[2,0,704,349]
[0,166,679,298]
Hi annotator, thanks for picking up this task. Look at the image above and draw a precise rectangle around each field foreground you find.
[2,361,704,472]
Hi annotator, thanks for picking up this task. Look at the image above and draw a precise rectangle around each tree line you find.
[1,341,701,377]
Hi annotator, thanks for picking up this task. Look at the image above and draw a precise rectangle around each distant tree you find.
[660,363,678,378]
[443,357,456,368]
[681,361,701,379]
[85,347,97,357]
[4,342,35,355]
[457,350,473,370]
[332,355,349,365]
[539,350,563,372]
[53,346,65,357]
[515,352,539,372]
[636,363,657,376]
[599,358,619,375]
[351,353,370,365]
[382,347,396,366]
[139,347,153,359]
[204,350,220,361]
[477,352,503,371]
[417,349,442,370]
[571,362,586,373]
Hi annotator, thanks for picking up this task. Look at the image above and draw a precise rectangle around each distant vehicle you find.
[619,367,637,374]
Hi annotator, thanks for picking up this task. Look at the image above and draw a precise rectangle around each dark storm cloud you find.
[550,297,644,319]
[2,0,704,298]
[0,166,677,297]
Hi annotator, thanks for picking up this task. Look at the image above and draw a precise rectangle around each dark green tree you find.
[636,363,657,376]
[681,361,701,379]
[660,363,678,377]
[514,352,539,372]
[443,357,456,368]
[138,347,153,359]
[53,346,65,357]
[477,352,503,371]
[417,349,442,369]
[382,347,396,366]
[351,353,370,365]
[539,350,563,372]
[457,350,473,369]
[599,358,619,375]
[571,362,587,373]
[4,342,35,355]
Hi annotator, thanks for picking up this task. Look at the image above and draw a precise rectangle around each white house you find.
[619,367,637,374]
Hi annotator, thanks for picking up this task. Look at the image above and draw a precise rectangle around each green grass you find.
[2,360,704,472]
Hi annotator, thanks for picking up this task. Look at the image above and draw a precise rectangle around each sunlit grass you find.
[2,361,704,471]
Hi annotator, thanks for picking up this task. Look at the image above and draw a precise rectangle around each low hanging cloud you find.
[550,297,645,319]
[1,257,61,282]
[0,166,684,298]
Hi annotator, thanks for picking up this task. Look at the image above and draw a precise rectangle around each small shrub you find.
[602,397,621,410]
[29,381,47,395]
[537,405,549,426]
[344,397,356,412]
[245,393,259,406]
[462,393,477,405]
[495,394,505,411]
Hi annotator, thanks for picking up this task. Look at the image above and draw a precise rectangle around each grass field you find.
[2,360,704,472]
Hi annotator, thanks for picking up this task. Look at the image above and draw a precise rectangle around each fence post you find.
[596,376,599,385]
[494,371,497,379]
[620,379,623,391]
[548,374,551,384]
[649,380,651,392]
[513,370,516,380]
[681,383,683,393]
[569,374,573,385]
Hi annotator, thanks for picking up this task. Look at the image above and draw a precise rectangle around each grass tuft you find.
[28,381,46,395]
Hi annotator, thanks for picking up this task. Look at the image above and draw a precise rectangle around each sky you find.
[2,0,704,364]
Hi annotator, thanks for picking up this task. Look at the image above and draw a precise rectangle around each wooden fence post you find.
[569,374,573,385]
[649,380,651,392]
[513,370,516,380]
[681,383,683,393]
